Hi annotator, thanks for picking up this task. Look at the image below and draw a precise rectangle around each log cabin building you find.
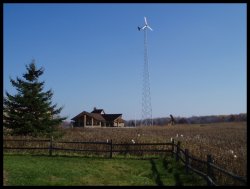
[71,107,125,127]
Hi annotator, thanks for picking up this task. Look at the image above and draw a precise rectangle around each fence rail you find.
[53,148,110,153]
[3,138,247,186]
[4,139,50,142]
[56,141,108,144]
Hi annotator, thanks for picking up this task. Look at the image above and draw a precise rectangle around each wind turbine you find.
[138,17,153,126]
[138,17,153,31]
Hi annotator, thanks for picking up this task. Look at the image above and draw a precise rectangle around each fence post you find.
[176,141,180,161]
[49,136,53,156]
[110,139,113,159]
[185,149,189,174]
[171,139,175,158]
[207,154,212,186]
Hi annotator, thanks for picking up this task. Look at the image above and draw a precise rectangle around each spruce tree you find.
[3,60,67,136]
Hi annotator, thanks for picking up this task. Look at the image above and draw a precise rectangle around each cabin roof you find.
[71,111,105,121]
[91,109,104,114]
[102,114,122,122]
[71,111,122,122]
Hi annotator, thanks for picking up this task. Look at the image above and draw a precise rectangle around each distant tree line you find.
[125,113,247,127]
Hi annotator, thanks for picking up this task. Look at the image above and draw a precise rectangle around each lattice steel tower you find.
[138,17,153,126]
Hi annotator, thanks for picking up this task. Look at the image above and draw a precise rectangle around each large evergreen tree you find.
[3,60,67,136]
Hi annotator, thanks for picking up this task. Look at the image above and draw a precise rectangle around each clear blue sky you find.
[3,3,246,121]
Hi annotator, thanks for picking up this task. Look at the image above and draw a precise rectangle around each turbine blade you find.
[141,26,147,30]
[144,17,148,25]
[147,26,153,31]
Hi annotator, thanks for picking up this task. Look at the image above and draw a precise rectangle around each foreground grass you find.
[4,154,206,186]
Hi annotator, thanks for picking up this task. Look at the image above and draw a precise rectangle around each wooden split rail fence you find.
[3,138,247,186]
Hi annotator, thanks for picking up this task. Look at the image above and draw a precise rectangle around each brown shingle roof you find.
[71,111,88,120]
[71,111,105,121]
[91,109,104,114]
[102,114,122,122]
[71,110,123,122]
[91,113,105,121]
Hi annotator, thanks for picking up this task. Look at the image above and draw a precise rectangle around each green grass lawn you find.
[4,154,206,186]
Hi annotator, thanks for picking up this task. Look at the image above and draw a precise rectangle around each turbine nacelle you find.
[138,17,153,31]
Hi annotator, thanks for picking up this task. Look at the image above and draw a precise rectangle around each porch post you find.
[84,115,86,127]
[91,118,93,126]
